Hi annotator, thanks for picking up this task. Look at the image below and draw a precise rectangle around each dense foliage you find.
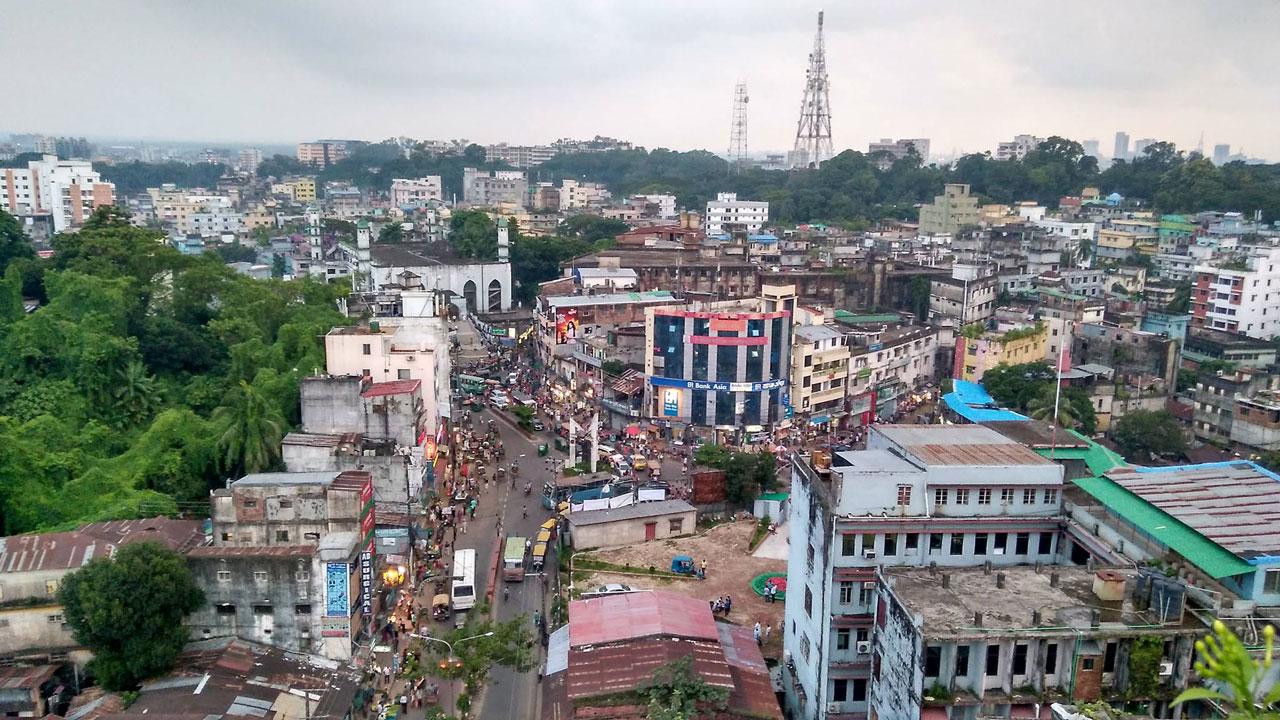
[0,207,349,535]
[100,161,230,196]
[59,541,206,689]
[981,362,1097,435]
[259,141,495,199]
[1112,410,1188,463]
[694,444,777,505]
[646,656,730,720]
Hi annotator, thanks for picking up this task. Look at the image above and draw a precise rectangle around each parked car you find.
[631,455,647,471]
[595,583,633,594]
[532,419,545,431]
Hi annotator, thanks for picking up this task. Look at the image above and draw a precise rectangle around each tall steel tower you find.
[728,82,750,172]
[791,11,833,169]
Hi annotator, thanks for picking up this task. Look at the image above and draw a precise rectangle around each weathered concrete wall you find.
[569,510,695,550]
[187,554,323,654]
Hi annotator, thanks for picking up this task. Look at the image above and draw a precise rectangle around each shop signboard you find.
[555,308,580,344]
[325,562,349,617]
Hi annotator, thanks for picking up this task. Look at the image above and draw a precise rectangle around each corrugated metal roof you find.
[877,423,1050,466]
[717,624,783,718]
[1073,475,1255,579]
[567,500,696,528]
[0,518,204,575]
[569,591,718,647]
[794,324,841,342]
[361,379,421,398]
[567,637,730,700]
[1109,462,1280,560]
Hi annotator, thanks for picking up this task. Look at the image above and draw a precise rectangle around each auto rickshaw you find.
[432,593,451,621]
[672,555,698,576]
[495,466,506,483]
[540,517,558,539]
[536,528,552,547]
[538,443,549,457]
[531,541,547,572]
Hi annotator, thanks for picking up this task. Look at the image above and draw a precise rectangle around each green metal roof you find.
[1060,430,1128,476]
[758,492,790,502]
[1072,476,1255,580]
[834,311,902,324]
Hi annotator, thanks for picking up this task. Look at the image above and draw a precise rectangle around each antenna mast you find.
[728,81,750,173]
[791,10,833,169]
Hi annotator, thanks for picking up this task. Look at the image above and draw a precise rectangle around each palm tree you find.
[113,360,160,425]
[213,380,285,475]
[1026,386,1077,429]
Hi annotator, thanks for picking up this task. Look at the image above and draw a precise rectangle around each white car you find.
[595,583,633,594]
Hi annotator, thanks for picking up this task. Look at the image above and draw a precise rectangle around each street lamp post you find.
[409,631,494,716]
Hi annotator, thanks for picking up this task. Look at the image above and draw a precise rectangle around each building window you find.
[252,604,273,615]
[955,489,970,504]
[1039,532,1054,555]
[974,533,988,555]
[858,584,873,605]
[1013,643,1028,675]
[1000,488,1015,505]
[1015,532,1030,554]
[884,533,898,556]
[48,614,64,623]
[934,489,948,506]
[853,678,867,702]
[362,343,371,355]
[833,678,848,702]
[296,571,310,583]
[929,534,943,553]
[836,628,850,650]
[950,534,964,555]
[254,571,268,582]
[993,533,1008,555]
[217,570,232,582]
[897,484,912,505]
[906,533,919,551]
[978,488,992,505]
[669,518,684,533]
[295,604,312,615]
[1043,488,1059,504]
[243,500,257,508]
[221,532,231,542]
[839,581,854,604]
[1045,642,1059,675]
[986,644,1000,676]
[956,645,970,676]
[1082,657,1095,671]
[804,587,813,617]
[925,646,942,677]
[215,603,236,615]
[275,530,290,542]
[800,634,811,662]
[279,499,293,509]
[45,580,59,596]
[841,534,856,556]
[1023,488,1036,504]
[1104,642,1118,673]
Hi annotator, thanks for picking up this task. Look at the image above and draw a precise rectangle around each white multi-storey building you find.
[1191,246,1280,339]
[783,425,1064,720]
[629,193,678,219]
[390,177,443,208]
[237,148,262,173]
[994,134,1044,161]
[1,155,115,232]
[705,192,768,236]
[559,179,611,210]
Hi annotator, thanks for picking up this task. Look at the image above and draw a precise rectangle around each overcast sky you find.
[4,0,1278,160]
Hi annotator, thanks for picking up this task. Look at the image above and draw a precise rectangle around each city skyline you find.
[4,0,1279,161]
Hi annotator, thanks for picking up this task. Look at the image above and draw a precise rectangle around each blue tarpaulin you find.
[942,380,1027,423]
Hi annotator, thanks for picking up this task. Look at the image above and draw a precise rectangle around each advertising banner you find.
[555,308,580,344]
[320,617,350,638]
[650,377,786,392]
[325,562,349,617]
[662,388,681,417]
[360,550,373,616]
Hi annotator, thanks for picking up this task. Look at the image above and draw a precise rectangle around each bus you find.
[502,537,526,582]
[457,374,486,395]
[451,548,477,611]
[541,471,624,510]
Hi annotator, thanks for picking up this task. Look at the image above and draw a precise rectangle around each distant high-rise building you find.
[0,155,115,232]
[1213,144,1231,166]
[1082,139,1100,159]
[1133,138,1157,158]
[995,134,1043,161]
[297,140,351,169]
[867,138,930,169]
[1113,131,1130,161]
[238,148,262,173]
[483,143,555,168]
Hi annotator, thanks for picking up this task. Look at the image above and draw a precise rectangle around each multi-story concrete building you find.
[628,193,678,219]
[645,285,795,441]
[994,134,1044,161]
[872,565,1200,720]
[1072,322,1179,389]
[1182,328,1277,369]
[567,249,761,299]
[323,322,448,436]
[783,425,1064,720]
[791,321,850,420]
[929,265,997,327]
[462,168,527,208]
[1113,131,1130,161]
[866,138,930,169]
[483,143,555,168]
[390,177,443,208]
[1190,367,1276,446]
[953,322,1049,383]
[296,140,350,169]
[559,178,610,210]
[191,470,375,660]
[705,192,768,236]
[1,155,115,232]
[843,322,939,426]
[0,519,203,662]
[1096,223,1158,262]
[237,147,262,173]
[918,184,979,236]
[1191,246,1280,338]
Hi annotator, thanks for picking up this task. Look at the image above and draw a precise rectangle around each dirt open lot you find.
[572,519,788,655]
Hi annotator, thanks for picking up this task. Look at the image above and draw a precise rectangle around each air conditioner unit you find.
[856,641,872,654]
[861,581,876,590]
[827,703,841,714]
[1159,661,1174,677]
[863,550,877,559]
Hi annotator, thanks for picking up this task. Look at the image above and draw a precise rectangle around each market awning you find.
[625,425,642,437]
[809,415,830,425]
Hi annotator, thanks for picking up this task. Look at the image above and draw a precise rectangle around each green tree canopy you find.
[1112,410,1188,463]
[59,541,205,690]
[645,656,729,720]
[449,210,498,259]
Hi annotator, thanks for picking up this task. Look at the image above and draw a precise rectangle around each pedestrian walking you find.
[399,694,408,715]
[700,558,708,577]
[462,517,468,534]
[764,624,772,643]
[725,595,732,616]
[754,622,762,645]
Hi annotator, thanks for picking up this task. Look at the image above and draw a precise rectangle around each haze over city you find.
[4,0,1279,159]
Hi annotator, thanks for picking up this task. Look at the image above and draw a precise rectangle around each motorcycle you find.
[523,482,532,496]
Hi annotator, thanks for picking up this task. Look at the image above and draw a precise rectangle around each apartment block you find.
[1,155,116,232]
[462,167,527,208]
[390,176,443,208]
[705,192,769,236]
[483,143,555,168]
[296,140,350,169]
[1191,246,1280,338]
[918,184,979,236]
[995,134,1044,161]
[783,425,1064,720]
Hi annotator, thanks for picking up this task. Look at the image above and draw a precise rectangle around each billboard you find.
[325,562,349,617]
[360,550,373,615]
[662,388,681,417]
[555,308,580,344]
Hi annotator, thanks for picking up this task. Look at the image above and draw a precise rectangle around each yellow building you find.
[953,323,1049,383]
[289,178,317,202]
